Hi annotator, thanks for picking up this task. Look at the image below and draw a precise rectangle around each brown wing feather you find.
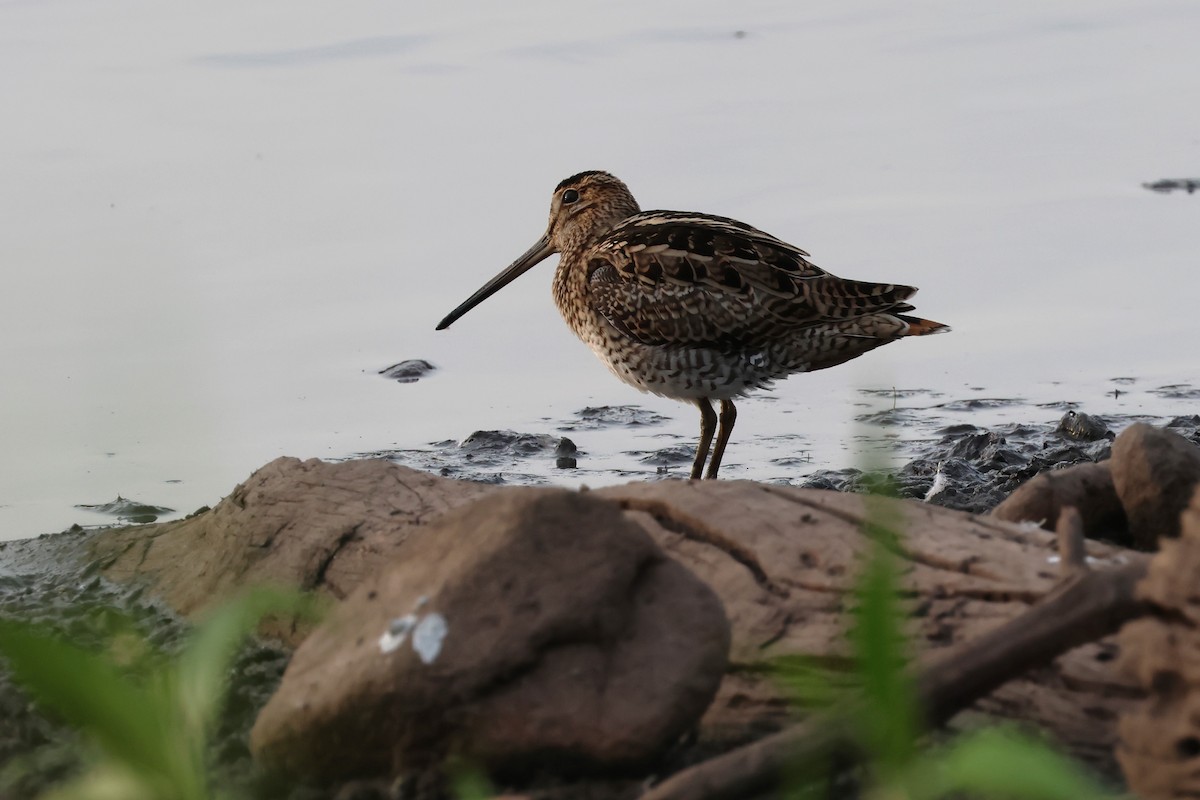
[586,212,917,347]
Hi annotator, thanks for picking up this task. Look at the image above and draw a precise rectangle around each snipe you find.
[436,171,948,479]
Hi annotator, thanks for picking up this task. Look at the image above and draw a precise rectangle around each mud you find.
[557,405,671,430]
[0,531,181,796]
[365,386,1200,519]
[810,404,1199,516]
[0,532,308,800]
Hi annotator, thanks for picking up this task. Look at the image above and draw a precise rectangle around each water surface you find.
[1,0,1197,539]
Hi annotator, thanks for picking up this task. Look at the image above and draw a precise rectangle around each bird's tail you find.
[896,314,950,336]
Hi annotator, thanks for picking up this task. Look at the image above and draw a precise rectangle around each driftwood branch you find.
[917,558,1147,727]
[1057,505,1087,574]
[642,514,1151,800]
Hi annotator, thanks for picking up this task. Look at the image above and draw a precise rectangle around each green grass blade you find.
[768,655,861,711]
[926,727,1120,799]
[850,507,919,773]
[450,764,493,800]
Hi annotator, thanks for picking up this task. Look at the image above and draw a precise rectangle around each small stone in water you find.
[555,437,578,469]
[379,359,436,383]
[1057,410,1113,442]
[1142,178,1200,194]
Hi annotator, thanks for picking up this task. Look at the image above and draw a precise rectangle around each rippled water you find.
[1,1,1197,540]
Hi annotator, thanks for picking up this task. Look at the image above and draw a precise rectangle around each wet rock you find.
[910,458,1010,513]
[378,359,435,383]
[560,405,670,430]
[1110,423,1200,550]
[888,413,1118,515]
[445,430,577,476]
[1057,410,1113,442]
[805,452,1014,514]
[250,487,730,780]
[364,430,574,485]
[946,431,1007,461]
[460,429,560,457]
[636,445,695,467]
[798,468,862,492]
[74,496,174,523]
[1039,440,1113,467]
[991,462,1129,545]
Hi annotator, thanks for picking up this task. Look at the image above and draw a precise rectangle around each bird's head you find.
[436,171,640,330]
[543,170,640,254]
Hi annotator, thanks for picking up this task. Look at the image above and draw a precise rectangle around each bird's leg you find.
[690,398,717,480]
[704,399,738,479]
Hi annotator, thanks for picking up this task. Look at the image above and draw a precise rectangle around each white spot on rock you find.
[412,613,448,664]
[378,613,417,654]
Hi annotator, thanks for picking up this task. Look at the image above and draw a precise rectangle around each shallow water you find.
[362,378,1200,495]
[2,1,1198,540]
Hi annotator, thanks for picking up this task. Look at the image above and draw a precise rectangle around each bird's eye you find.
[561,189,580,204]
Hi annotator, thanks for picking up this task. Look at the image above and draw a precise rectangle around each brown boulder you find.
[1110,423,1200,549]
[990,462,1129,544]
[248,487,730,779]
[592,481,1139,780]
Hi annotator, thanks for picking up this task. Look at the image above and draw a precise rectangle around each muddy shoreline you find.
[1,400,1197,799]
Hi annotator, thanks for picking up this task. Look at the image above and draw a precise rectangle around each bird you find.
[436,171,948,480]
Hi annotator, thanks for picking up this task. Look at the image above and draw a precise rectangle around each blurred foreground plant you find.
[0,587,322,800]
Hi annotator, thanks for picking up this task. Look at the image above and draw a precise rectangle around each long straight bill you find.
[435,235,555,330]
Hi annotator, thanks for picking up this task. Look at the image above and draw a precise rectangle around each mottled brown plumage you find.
[437,171,948,479]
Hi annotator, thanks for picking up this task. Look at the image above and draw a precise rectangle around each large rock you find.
[89,457,495,638]
[1110,424,1200,549]
[249,487,730,779]
[990,462,1129,545]
[89,458,1141,781]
